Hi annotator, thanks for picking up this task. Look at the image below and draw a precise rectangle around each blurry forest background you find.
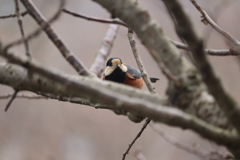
[0,0,240,160]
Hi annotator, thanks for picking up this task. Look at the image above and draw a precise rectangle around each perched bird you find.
[103,57,159,122]
[103,57,159,89]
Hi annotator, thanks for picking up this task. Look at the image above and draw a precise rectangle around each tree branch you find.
[0,11,28,19]
[62,9,128,27]
[189,0,240,46]
[4,0,64,50]
[172,40,239,56]
[161,0,240,134]
[123,30,158,160]
[4,90,19,112]
[0,93,46,99]
[127,30,157,94]
[90,24,119,77]
[19,0,89,76]
[0,49,239,148]
[62,8,239,57]
[93,0,233,130]
[122,119,150,160]
[14,0,30,57]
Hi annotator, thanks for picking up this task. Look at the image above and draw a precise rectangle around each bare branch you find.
[14,0,30,58]
[5,90,19,112]
[122,119,150,160]
[61,8,240,57]
[61,7,239,58]
[38,93,114,110]
[0,10,28,19]
[62,9,128,27]
[19,0,89,76]
[0,51,237,147]
[127,30,157,93]
[123,30,158,159]
[172,40,238,56]
[189,0,240,46]
[4,0,64,50]
[162,0,240,134]
[90,24,119,77]
[62,8,240,57]
[202,0,236,43]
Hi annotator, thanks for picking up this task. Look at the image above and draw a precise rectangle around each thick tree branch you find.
[0,50,238,147]
[162,0,240,157]
[19,0,89,76]
[162,0,240,133]
[0,94,46,99]
[93,0,233,130]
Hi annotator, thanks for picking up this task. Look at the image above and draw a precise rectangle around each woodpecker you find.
[103,57,159,122]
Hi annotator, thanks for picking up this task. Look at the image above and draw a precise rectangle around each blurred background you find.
[0,0,240,159]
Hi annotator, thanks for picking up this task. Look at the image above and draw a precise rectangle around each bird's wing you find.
[125,64,141,79]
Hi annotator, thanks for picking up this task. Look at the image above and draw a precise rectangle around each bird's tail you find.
[150,77,159,83]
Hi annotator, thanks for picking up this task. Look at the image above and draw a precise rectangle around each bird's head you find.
[104,57,127,76]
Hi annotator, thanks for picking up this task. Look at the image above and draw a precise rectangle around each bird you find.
[103,57,159,89]
[102,57,159,123]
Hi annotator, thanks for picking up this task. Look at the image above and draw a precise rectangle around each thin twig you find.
[202,0,235,43]
[5,90,19,112]
[20,0,89,76]
[122,119,151,160]
[14,0,30,58]
[62,9,237,57]
[58,7,239,57]
[122,30,158,160]
[127,29,157,93]
[4,0,64,50]
[62,9,128,28]
[172,40,238,56]
[90,23,119,77]
[189,0,240,46]
[151,123,234,160]
[0,10,28,19]
[123,29,160,160]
